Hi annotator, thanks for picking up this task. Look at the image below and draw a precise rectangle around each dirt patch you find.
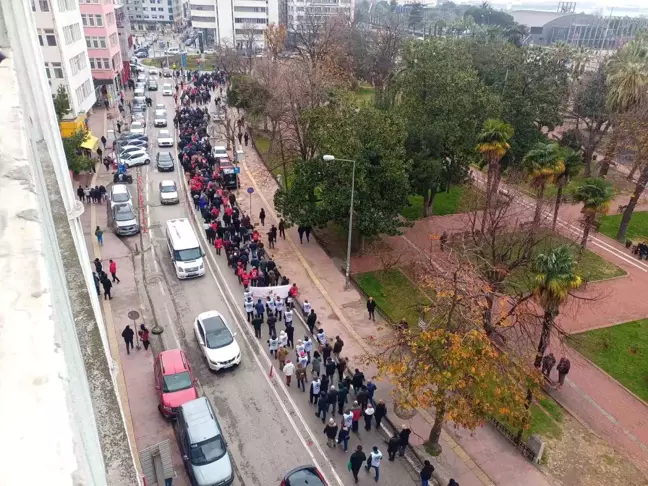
[314,221,393,260]
[540,414,648,486]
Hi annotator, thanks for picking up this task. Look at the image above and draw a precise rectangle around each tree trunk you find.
[617,164,648,242]
[534,309,556,368]
[483,291,495,336]
[581,213,592,249]
[583,146,594,177]
[481,160,499,235]
[598,131,618,177]
[426,404,446,456]
[552,183,564,231]
[422,191,430,218]
[533,184,546,225]
[627,158,641,181]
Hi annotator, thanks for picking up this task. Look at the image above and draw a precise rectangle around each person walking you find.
[121,325,135,355]
[337,382,349,415]
[311,351,322,378]
[101,135,107,149]
[398,425,411,457]
[365,446,382,482]
[92,272,101,296]
[283,359,295,386]
[244,132,249,146]
[255,298,265,322]
[387,434,400,461]
[306,309,317,335]
[244,296,254,322]
[367,297,376,321]
[109,259,120,283]
[323,418,338,448]
[268,333,279,358]
[337,356,347,382]
[297,225,305,243]
[278,219,286,239]
[337,424,350,452]
[351,401,362,433]
[541,353,556,378]
[138,324,150,351]
[259,208,266,226]
[327,385,339,417]
[252,314,263,339]
[420,460,435,486]
[333,336,344,361]
[277,345,289,371]
[285,319,295,348]
[237,131,243,145]
[296,359,307,392]
[317,390,329,423]
[77,185,85,202]
[366,381,377,407]
[325,357,337,384]
[364,403,375,431]
[352,369,365,394]
[557,357,571,388]
[95,226,104,246]
[101,275,113,300]
[309,376,321,405]
[93,257,103,275]
[374,400,387,429]
[349,446,367,484]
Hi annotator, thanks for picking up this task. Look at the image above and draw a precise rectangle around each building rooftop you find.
[510,9,569,27]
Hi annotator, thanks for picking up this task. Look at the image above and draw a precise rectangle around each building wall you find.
[80,0,123,85]
[32,0,96,116]
[125,0,184,30]
[115,4,133,84]
[285,0,353,31]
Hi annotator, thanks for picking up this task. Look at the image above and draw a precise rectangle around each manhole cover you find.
[146,272,164,285]
[128,310,140,320]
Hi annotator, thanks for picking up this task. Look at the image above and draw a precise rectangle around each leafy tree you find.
[62,129,94,173]
[274,95,410,244]
[392,39,501,217]
[228,74,270,120]
[552,147,582,230]
[571,178,614,249]
[53,85,71,121]
[522,142,565,225]
[476,118,514,229]
[532,246,582,368]
[408,3,423,30]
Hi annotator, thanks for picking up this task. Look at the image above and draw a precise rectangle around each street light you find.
[323,154,356,291]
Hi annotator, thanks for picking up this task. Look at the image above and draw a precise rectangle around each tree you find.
[274,95,410,243]
[476,118,514,231]
[532,246,582,368]
[265,23,287,60]
[228,75,270,120]
[522,142,565,225]
[552,147,582,230]
[239,23,260,73]
[62,129,94,173]
[408,3,423,30]
[392,40,501,218]
[53,85,71,121]
[571,178,614,249]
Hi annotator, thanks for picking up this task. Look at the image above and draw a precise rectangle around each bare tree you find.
[265,23,287,61]
[367,13,406,98]
[239,23,260,74]
[214,40,247,76]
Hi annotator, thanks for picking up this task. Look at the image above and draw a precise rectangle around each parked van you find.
[176,397,234,486]
[166,218,205,279]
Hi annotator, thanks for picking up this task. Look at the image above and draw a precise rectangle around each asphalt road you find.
[132,70,420,486]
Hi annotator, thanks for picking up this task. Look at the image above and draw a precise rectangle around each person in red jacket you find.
[225,206,233,217]
[214,237,223,255]
[252,230,260,242]
[109,259,120,283]
[237,263,244,284]
[241,271,250,288]
[250,267,258,287]
[289,283,298,298]
[211,207,220,219]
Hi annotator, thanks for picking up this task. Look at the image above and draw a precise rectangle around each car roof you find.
[158,349,189,376]
[159,130,171,135]
[158,151,173,158]
[198,312,228,333]
[284,466,326,486]
[113,202,134,213]
[111,185,129,194]
[132,121,144,127]
[181,397,221,443]
[160,179,176,187]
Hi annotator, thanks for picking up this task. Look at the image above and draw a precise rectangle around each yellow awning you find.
[80,134,99,151]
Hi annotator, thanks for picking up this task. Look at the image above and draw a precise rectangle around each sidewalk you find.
[83,108,188,486]
[231,139,550,486]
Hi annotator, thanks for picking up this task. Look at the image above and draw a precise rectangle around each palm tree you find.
[571,178,614,249]
[532,246,582,368]
[552,148,583,230]
[476,119,514,233]
[570,46,591,81]
[523,143,565,225]
[600,40,648,177]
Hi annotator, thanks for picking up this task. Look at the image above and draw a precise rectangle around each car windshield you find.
[114,207,135,222]
[159,131,170,137]
[189,435,227,466]
[160,184,176,193]
[162,371,192,393]
[132,122,143,129]
[174,247,202,261]
[112,192,129,202]
[203,316,234,349]
[158,154,173,164]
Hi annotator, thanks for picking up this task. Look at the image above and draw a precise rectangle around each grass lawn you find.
[355,269,432,325]
[599,211,648,243]
[568,319,648,403]
[504,233,626,293]
[251,130,293,188]
[142,54,217,71]
[352,85,375,105]
[496,393,564,442]
[401,186,465,220]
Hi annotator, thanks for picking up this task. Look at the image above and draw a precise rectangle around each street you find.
[94,70,421,485]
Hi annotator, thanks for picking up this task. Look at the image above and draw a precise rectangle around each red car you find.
[154,349,199,418]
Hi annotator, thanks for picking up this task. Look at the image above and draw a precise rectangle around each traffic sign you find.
[234,167,240,174]
[247,187,254,194]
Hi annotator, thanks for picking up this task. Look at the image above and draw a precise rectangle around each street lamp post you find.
[323,154,356,291]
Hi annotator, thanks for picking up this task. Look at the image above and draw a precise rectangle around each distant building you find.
[31,0,96,117]
[125,0,184,31]
[510,9,648,48]
[282,0,354,32]
[115,4,133,85]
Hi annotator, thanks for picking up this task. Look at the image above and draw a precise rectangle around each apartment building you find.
[283,0,353,32]
[115,4,134,83]
[124,0,184,31]
[31,0,96,117]
[189,0,278,50]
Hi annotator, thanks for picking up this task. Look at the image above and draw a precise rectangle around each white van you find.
[166,218,205,279]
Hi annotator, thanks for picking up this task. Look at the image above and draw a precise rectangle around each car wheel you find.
[145,159,150,165]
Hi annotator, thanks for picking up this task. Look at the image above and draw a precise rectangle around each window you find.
[44,63,51,79]
[235,18,268,24]
[102,58,110,69]
[191,16,216,23]
[109,33,118,46]
[106,12,115,25]
[44,29,57,46]
[70,52,87,75]
[191,3,214,9]
[63,23,81,44]
[234,6,266,12]
[75,79,92,103]
[37,30,44,46]
[158,7,164,11]
[52,62,64,78]
[58,0,76,11]
[95,14,103,26]
[39,0,50,11]
[235,28,264,35]
[86,36,107,48]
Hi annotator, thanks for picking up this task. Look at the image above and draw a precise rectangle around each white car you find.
[165,47,179,55]
[203,48,216,54]
[109,184,132,210]
[130,121,145,135]
[157,129,174,147]
[149,68,158,76]
[132,112,146,126]
[120,145,147,157]
[212,145,227,159]
[194,311,241,371]
[120,149,150,167]
[162,84,173,96]
[159,180,179,204]
[154,109,167,127]
[155,103,166,111]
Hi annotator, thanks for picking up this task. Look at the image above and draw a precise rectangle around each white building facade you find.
[284,0,353,31]
[125,0,184,31]
[32,0,96,116]
[189,0,278,50]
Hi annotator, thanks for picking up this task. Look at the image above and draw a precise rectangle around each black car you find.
[281,466,327,486]
[156,152,174,172]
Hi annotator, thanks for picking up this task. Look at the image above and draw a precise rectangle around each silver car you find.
[112,203,140,236]
[177,398,233,486]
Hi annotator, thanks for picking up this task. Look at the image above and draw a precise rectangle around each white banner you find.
[250,284,291,301]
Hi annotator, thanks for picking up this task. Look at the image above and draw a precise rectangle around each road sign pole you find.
[247,187,255,219]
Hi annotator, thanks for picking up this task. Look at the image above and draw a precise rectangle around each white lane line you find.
[175,162,343,486]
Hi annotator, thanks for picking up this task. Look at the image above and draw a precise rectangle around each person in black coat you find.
[349,445,367,483]
[351,369,365,394]
[101,275,112,300]
[374,399,387,429]
[306,309,317,334]
[399,425,411,456]
[387,434,400,461]
[420,460,435,486]
[121,325,135,355]
[367,297,376,321]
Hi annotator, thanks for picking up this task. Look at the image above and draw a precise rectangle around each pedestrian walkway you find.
[82,107,188,486]
[225,137,550,486]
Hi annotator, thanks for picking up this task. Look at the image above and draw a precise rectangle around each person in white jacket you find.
[316,328,326,349]
[303,336,313,362]
[303,299,311,316]
[244,296,254,322]
[283,359,295,386]
[365,445,383,481]
[268,334,279,358]
[279,329,288,348]
[275,296,284,321]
